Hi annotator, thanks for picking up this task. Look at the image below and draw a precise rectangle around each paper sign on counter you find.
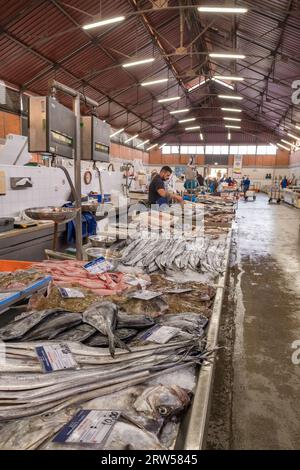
[130,290,162,301]
[58,288,85,299]
[84,257,114,275]
[139,325,181,344]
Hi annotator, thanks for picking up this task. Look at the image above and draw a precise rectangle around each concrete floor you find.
[207,194,300,450]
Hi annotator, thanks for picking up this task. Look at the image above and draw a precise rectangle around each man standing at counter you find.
[148,166,183,206]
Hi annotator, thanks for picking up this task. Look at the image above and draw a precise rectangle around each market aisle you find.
[232,193,300,449]
[208,193,300,449]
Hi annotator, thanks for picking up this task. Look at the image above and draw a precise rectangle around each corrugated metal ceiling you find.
[0,0,299,145]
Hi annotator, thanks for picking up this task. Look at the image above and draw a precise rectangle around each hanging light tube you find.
[125,134,138,143]
[158,96,180,103]
[110,128,124,138]
[210,53,246,59]
[287,132,300,141]
[277,143,290,151]
[122,58,155,68]
[188,79,208,92]
[219,94,243,100]
[225,125,241,129]
[221,107,242,112]
[228,132,231,141]
[159,143,166,149]
[214,75,244,81]
[141,78,168,86]
[83,16,125,30]
[170,108,189,114]
[198,7,248,14]
[137,139,150,148]
[179,118,196,123]
[223,117,241,121]
[200,133,204,141]
[212,78,234,90]
[185,126,201,131]
[147,143,158,151]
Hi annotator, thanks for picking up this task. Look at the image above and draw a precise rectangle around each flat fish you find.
[82,301,124,357]
[54,324,97,342]
[21,312,82,341]
[0,309,64,341]
[84,328,137,347]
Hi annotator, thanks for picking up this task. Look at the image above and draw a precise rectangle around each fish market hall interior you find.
[0,0,300,453]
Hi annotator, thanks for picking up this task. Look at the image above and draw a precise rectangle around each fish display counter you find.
[281,187,300,208]
[0,200,234,450]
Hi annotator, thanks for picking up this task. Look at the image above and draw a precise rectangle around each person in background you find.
[210,178,218,194]
[243,176,250,197]
[196,171,204,187]
[148,166,183,206]
[281,176,288,189]
[227,176,234,186]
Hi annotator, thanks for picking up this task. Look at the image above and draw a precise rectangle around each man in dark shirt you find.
[148,166,183,206]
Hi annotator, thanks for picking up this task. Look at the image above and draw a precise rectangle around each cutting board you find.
[0,171,6,195]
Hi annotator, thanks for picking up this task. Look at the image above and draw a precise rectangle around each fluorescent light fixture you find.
[287,132,300,141]
[125,134,138,143]
[270,143,277,148]
[141,78,168,86]
[225,125,241,129]
[277,143,290,151]
[214,75,244,81]
[122,58,155,68]
[210,53,246,59]
[159,143,166,149]
[158,96,180,103]
[200,133,204,141]
[170,108,189,114]
[281,139,295,148]
[295,125,300,131]
[219,94,243,100]
[83,16,125,30]
[137,139,150,148]
[212,78,234,90]
[185,126,201,131]
[179,118,196,123]
[228,132,231,141]
[147,143,158,151]
[188,79,208,92]
[221,107,242,112]
[198,7,248,14]
[223,117,241,121]
[110,128,124,138]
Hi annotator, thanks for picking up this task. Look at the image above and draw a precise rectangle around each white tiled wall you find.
[0,163,124,218]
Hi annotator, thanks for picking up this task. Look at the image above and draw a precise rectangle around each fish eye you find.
[157,406,170,416]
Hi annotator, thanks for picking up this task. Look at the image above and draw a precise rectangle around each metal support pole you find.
[73,94,83,260]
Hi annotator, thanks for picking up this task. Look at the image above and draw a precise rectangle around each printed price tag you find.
[36,344,78,373]
[53,410,120,447]
[139,325,181,344]
[130,290,162,301]
[84,257,114,275]
[58,288,85,299]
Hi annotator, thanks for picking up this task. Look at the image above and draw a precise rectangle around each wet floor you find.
[207,193,300,450]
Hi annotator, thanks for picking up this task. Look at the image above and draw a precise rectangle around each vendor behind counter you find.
[148,166,183,206]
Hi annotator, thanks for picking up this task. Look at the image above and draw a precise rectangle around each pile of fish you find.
[121,232,227,275]
[0,380,193,450]
[0,270,43,291]
[32,260,129,295]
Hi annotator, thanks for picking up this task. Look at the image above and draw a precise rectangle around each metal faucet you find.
[121,163,134,197]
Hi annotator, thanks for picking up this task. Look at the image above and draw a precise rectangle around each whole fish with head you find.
[54,323,97,342]
[21,312,82,341]
[84,328,137,347]
[82,301,128,357]
[117,314,155,330]
[0,309,66,341]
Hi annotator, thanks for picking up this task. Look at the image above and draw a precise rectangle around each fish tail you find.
[107,328,115,358]
[115,336,132,353]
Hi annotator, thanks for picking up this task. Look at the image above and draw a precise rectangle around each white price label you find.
[130,290,162,301]
[58,288,85,299]
[36,344,78,373]
[139,325,181,344]
[84,257,114,275]
[53,410,120,446]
